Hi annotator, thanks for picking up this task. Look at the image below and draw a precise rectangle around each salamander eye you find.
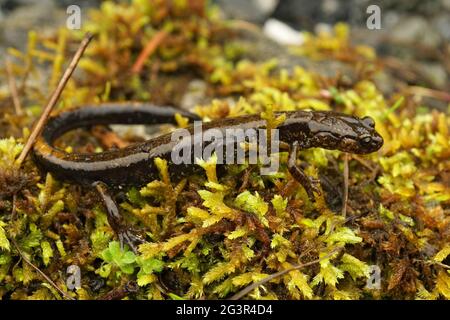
[362,116,375,128]
[360,136,372,146]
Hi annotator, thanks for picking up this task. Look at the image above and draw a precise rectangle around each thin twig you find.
[342,153,349,218]
[11,239,74,300]
[413,259,450,270]
[5,59,23,116]
[433,261,450,269]
[351,154,375,172]
[11,193,18,221]
[407,86,450,103]
[351,154,380,185]
[229,19,261,33]
[131,30,167,74]
[16,33,93,166]
[229,247,342,300]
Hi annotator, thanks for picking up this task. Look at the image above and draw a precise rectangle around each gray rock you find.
[0,0,69,67]
[272,0,352,29]
[180,80,208,111]
[0,0,102,76]
[231,26,357,80]
[215,0,278,23]
[54,0,101,8]
[271,0,450,29]
[110,125,153,140]
[443,0,450,10]
[417,62,448,89]
[433,13,450,41]
[388,15,442,47]
[0,0,38,11]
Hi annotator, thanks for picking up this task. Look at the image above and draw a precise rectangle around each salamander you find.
[32,102,383,250]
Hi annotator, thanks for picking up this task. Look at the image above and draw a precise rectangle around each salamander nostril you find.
[372,135,383,149]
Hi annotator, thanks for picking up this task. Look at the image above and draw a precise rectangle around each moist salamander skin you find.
[33,103,384,187]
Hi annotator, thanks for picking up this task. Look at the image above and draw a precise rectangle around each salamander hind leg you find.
[93,181,145,253]
[287,141,321,202]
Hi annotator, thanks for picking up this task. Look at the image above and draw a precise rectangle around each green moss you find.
[0,0,449,300]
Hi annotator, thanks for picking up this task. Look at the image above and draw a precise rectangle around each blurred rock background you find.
[0,0,449,91]
[0,0,100,61]
[217,0,450,90]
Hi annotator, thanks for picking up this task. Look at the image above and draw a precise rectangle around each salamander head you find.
[308,113,384,154]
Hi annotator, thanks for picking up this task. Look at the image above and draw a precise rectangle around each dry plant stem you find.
[229,19,261,33]
[351,154,375,172]
[413,259,450,270]
[407,86,450,103]
[352,154,379,185]
[131,30,168,74]
[5,59,23,116]
[229,247,343,300]
[433,262,450,269]
[342,153,349,218]
[11,239,74,300]
[11,194,17,221]
[16,33,93,166]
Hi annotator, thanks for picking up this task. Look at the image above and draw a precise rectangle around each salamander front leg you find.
[287,141,321,202]
[93,182,144,253]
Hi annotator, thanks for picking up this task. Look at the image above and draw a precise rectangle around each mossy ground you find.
[0,0,449,300]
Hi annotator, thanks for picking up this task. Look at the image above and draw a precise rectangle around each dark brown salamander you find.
[33,103,383,251]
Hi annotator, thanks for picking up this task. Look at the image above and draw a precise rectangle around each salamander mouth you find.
[339,134,383,154]
[366,134,384,152]
[339,137,359,152]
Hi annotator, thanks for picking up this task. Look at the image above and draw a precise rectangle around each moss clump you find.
[0,0,449,300]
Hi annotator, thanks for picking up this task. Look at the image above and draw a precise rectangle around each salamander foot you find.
[118,228,145,254]
[287,141,322,202]
[93,181,145,254]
